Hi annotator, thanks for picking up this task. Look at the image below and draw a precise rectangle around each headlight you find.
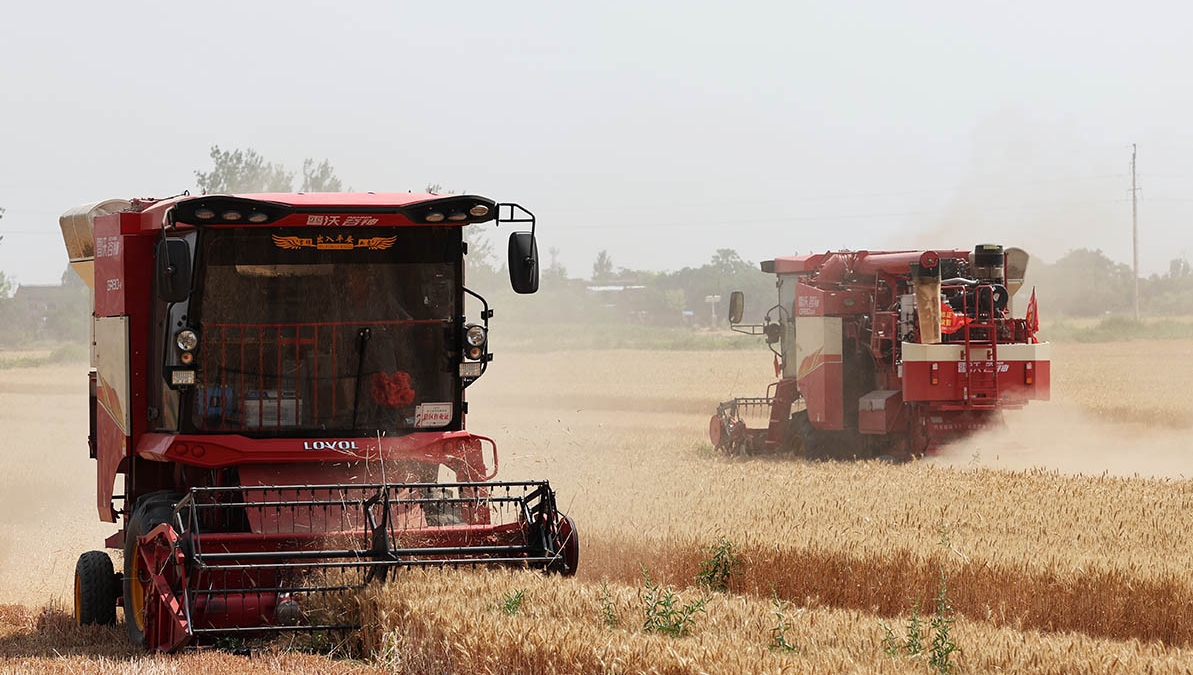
[176,329,199,351]
[465,324,487,347]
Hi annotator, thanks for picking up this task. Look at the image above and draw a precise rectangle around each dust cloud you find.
[890,114,1129,268]
[0,363,112,606]
[933,401,1193,479]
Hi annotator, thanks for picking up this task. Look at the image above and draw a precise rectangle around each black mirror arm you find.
[495,203,536,239]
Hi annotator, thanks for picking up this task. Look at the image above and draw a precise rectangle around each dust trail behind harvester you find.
[932,401,1193,479]
[0,363,111,606]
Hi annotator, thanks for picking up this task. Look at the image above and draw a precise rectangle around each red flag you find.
[1025,287,1039,333]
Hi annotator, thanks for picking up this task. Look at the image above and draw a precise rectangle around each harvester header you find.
[712,244,1049,460]
[61,192,574,651]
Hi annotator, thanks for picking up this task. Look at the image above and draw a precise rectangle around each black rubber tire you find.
[74,550,119,626]
[783,410,813,455]
[557,515,579,577]
[123,492,181,647]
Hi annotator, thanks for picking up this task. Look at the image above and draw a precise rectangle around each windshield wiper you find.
[351,326,371,430]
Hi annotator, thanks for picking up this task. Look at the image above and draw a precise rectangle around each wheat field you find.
[1,339,1191,673]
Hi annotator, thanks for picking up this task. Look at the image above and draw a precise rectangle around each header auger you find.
[711,245,1049,461]
[62,193,577,651]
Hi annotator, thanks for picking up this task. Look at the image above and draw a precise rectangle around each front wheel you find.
[123,492,180,647]
[74,550,118,626]
[550,515,579,577]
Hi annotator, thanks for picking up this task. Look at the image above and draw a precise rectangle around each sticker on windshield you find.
[272,234,397,251]
[415,402,453,428]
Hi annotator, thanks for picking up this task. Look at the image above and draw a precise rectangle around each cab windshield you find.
[187,227,460,435]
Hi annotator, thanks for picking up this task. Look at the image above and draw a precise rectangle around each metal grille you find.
[171,481,565,636]
[194,320,443,432]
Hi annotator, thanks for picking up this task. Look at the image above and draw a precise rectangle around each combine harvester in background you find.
[711,246,1050,460]
[60,192,578,651]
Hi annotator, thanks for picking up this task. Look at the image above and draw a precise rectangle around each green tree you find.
[195,146,295,193]
[710,248,753,277]
[301,158,346,192]
[545,247,568,282]
[592,250,614,283]
[1032,249,1133,317]
[45,266,90,342]
[1141,256,1193,315]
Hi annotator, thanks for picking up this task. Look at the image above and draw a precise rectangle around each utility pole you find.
[1130,144,1140,321]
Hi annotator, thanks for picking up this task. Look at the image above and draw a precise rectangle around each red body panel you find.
[903,359,1050,404]
[794,283,872,318]
[798,358,843,429]
[858,390,903,435]
[92,212,155,521]
[134,431,497,479]
[94,405,125,522]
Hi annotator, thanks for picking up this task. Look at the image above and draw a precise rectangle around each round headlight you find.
[465,324,487,347]
[425,212,445,223]
[176,329,199,351]
[447,212,468,221]
[468,204,490,217]
[194,208,216,220]
[247,212,269,223]
[221,210,243,221]
[466,345,484,360]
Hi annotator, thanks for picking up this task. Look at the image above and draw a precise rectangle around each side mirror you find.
[156,239,192,303]
[508,231,539,294]
[728,291,744,324]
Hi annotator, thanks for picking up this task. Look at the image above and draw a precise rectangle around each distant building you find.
[13,284,78,317]
[10,283,89,341]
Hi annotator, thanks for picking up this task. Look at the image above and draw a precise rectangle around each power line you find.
[547,173,1129,214]
[561,196,1130,231]
[1130,144,1141,321]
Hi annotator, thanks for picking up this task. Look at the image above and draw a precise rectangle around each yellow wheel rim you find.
[73,573,82,623]
[129,541,146,633]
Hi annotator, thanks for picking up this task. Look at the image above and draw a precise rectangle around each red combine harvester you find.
[710,246,1050,460]
[59,193,577,651]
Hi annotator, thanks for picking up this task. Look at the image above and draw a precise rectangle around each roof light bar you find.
[172,197,290,225]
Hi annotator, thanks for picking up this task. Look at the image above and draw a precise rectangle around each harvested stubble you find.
[0,604,386,675]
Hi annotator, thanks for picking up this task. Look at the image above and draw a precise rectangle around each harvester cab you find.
[60,193,576,651]
[711,245,1050,460]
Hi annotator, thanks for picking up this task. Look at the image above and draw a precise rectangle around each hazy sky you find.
[3,0,1192,286]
